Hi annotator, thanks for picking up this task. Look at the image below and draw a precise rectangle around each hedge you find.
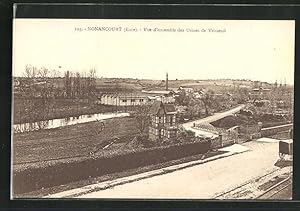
[13,140,211,194]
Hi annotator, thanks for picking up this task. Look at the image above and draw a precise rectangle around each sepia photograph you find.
[12,19,294,199]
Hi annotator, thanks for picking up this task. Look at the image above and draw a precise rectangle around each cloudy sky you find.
[13,19,295,84]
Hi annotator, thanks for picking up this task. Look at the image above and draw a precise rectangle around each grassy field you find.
[13,116,139,170]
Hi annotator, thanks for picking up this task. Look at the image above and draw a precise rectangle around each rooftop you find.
[149,101,176,115]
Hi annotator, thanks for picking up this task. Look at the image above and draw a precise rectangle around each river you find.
[13,112,130,133]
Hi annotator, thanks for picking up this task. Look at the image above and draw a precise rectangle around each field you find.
[96,78,259,92]
[13,116,139,170]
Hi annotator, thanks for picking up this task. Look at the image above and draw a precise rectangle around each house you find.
[249,86,272,100]
[147,95,175,104]
[149,101,178,141]
[178,86,194,94]
[193,90,205,99]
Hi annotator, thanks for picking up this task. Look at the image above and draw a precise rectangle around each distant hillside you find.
[15,76,286,94]
[94,78,276,93]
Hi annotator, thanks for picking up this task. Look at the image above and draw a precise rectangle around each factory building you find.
[98,93,150,106]
[97,73,175,106]
[97,93,175,106]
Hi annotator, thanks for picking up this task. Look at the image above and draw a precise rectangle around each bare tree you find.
[88,67,97,99]
[134,105,151,134]
[64,71,71,98]
[20,65,39,122]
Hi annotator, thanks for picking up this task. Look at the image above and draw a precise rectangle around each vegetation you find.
[132,105,151,134]
[14,65,97,124]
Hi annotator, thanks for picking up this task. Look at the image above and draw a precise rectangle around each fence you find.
[261,123,293,137]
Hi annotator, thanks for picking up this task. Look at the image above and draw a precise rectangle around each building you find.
[178,86,194,94]
[97,91,175,106]
[97,93,150,106]
[97,74,176,106]
[147,95,175,104]
[149,101,178,141]
[141,90,174,95]
[249,87,271,100]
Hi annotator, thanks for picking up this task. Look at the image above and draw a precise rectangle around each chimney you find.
[166,72,168,91]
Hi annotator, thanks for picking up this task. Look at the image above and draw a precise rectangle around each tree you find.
[22,64,37,97]
[88,67,97,101]
[21,65,39,122]
[175,90,190,106]
[200,91,214,116]
[175,126,196,143]
[236,88,249,103]
[187,98,202,118]
[134,105,151,134]
[64,71,71,98]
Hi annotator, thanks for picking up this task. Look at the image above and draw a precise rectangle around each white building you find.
[98,93,148,106]
[178,86,194,93]
[97,92,175,106]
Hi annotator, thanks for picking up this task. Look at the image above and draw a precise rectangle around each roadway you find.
[76,137,286,199]
[181,104,245,138]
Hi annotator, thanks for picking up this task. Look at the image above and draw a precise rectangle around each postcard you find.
[12,19,294,199]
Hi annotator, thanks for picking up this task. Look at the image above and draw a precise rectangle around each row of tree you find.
[18,64,97,99]
[175,89,222,118]
[64,68,97,99]
[14,65,98,123]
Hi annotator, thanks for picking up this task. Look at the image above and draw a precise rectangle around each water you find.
[13,112,130,133]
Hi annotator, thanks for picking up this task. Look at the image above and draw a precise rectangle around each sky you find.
[13,19,295,84]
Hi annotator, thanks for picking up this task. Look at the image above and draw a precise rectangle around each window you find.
[122,100,127,103]
[159,117,163,123]
[139,99,144,102]
[131,99,135,102]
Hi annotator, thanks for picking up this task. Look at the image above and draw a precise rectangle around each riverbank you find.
[13,116,139,167]
[13,98,137,124]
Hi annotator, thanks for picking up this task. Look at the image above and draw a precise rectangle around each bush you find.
[134,134,155,148]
